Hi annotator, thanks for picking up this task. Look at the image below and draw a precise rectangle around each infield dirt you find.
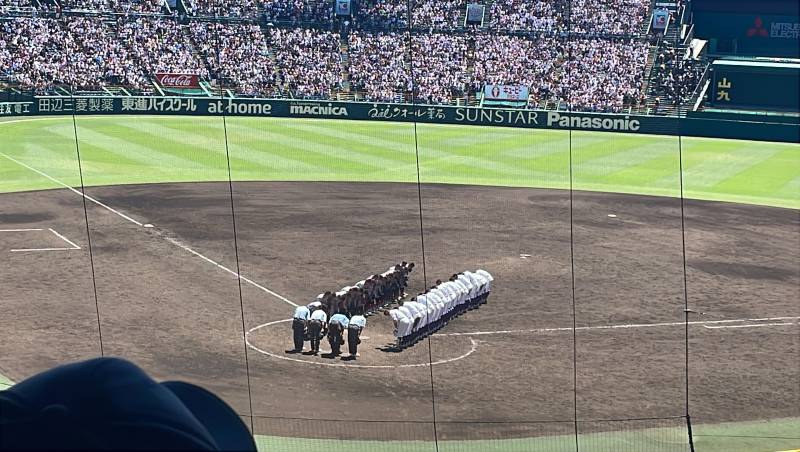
[0,181,797,440]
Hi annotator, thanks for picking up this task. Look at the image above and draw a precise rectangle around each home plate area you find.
[245,317,478,369]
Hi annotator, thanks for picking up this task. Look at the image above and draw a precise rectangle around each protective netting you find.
[1,1,798,452]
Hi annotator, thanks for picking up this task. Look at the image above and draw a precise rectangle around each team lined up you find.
[386,270,492,349]
[312,262,415,317]
[290,266,492,359]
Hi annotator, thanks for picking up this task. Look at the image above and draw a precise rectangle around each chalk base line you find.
[0,151,297,307]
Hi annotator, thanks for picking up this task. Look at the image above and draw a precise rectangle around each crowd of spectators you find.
[473,34,561,106]
[348,31,409,102]
[352,0,407,29]
[411,33,468,104]
[192,0,257,17]
[190,21,275,95]
[489,0,558,32]
[0,0,167,13]
[0,0,34,9]
[555,38,647,112]
[652,45,705,109]
[263,0,333,24]
[345,31,472,105]
[1,11,666,111]
[411,0,463,29]
[568,0,649,35]
[118,17,209,81]
[66,16,150,88]
[354,0,466,30]
[0,18,66,91]
[0,17,148,91]
[269,27,342,99]
[60,0,111,10]
[0,0,653,35]
[110,0,165,13]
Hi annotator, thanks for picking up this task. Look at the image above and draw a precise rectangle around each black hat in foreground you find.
[0,357,256,451]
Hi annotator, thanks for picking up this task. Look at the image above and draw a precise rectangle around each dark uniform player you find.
[347,310,367,358]
[291,305,311,352]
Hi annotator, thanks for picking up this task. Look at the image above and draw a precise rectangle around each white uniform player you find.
[398,304,416,337]
[425,289,445,325]
[451,278,469,313]
[386,308,411,347]
[444,281,461,314]
[476,269,493,293]
[405,301,429,335]
[458,273,477,303]
[472,272,487,295]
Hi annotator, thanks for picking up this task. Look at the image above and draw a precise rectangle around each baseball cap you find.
[0,357,256,451]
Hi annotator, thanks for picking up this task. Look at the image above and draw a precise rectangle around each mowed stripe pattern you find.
[0,117,797,208]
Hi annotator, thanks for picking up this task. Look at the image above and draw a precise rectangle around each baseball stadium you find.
[0,0,798,451]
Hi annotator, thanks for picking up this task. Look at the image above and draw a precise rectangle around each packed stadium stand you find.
[0,0,712,114]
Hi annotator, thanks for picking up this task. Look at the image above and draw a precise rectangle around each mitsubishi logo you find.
[747,16,769,37]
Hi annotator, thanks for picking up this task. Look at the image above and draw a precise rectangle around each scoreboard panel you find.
[709,60,800,112]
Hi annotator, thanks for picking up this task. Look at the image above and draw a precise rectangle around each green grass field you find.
[1,116,798,208]
[0,116,798,451]
[254,418,800,452]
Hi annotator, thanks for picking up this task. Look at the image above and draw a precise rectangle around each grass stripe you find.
[711,148,800,197]
[0,117,797,209]
[120,119,282,174]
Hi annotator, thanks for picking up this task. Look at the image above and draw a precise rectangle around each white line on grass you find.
[0,151,297,307]
[48,228,81,249]
[0,228,43,232]
[438,316,800,337]
[0,152,143,226]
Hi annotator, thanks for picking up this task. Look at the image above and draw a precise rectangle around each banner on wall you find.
[465,4,485,25]
[652,9,669,30]
[3,96,797,143]
[335,0,351,16]
[483,84,530,102]
[155,73,200,88]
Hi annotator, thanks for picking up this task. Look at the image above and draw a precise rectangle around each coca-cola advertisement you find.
[155,73,200,88]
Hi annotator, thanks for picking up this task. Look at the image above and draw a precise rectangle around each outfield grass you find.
[0,373,13,389]
[1,116,798,208]
[255,418,800,452]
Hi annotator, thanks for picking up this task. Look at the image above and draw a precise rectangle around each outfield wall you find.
[1,96,798,143]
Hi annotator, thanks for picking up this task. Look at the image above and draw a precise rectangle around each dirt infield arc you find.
[245,318,482,369]
[0,180,797,441]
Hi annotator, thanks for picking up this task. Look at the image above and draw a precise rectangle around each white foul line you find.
[11,247,77,252]
[0,151,297,307]
[48,228,81,249]
[0,152,143,226]
[245,318,478,369]
[164,237,297,307]
[438,316,800,337]
[703,322,796,329]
